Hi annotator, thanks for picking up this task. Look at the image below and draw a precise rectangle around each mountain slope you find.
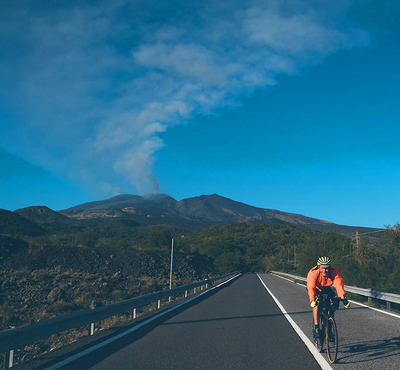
[0,209,47,236]
[15,206,71,224]
[14,206,79,234]
[60,193,382,237]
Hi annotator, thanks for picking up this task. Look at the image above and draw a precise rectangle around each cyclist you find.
[307,256,351,339]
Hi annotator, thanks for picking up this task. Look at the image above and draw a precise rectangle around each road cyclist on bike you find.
[307,256,351,340]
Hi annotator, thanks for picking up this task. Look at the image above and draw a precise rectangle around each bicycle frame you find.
[318,292,337,319]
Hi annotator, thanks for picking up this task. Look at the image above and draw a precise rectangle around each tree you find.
[384,223,400,252]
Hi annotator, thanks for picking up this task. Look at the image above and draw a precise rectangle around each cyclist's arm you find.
[331,268,346,299]
[306,269,318,302]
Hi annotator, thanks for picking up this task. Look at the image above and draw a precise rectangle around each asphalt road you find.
[45,273,400,369]
[54,273,321,369]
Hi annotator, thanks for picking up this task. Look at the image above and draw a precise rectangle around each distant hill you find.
[14,206,81,234]
[15,206,71,224]
[61,193,382,237]
[0,209,47,237]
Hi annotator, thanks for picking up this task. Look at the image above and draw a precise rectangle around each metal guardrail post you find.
[88,303,97,336]
[88,322,95,336]
[3,349,13,369]
[157,300,161,309]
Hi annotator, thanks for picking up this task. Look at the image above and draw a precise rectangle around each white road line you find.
[350,300,400,319]
[257,274,333,370]
[276,275,297,284]
[45,274,241,370]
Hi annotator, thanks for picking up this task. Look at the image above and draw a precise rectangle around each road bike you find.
[314,292,339,363]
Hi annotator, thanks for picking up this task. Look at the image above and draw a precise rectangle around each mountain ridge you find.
[3,193,383,239]
[56,193,381,237]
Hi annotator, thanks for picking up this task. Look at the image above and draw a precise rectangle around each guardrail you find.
[271,271,400,307]
[0,272,239,368]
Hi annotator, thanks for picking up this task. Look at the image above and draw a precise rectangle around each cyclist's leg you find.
[312,305,319,325]
[315,291,323,322]
[313,292,322,339]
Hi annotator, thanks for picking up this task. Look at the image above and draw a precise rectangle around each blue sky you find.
[0,0,399,228]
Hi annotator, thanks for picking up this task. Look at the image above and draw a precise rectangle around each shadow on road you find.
[338,336,400,364]
[159,305,372,327]
[160,311,311,325]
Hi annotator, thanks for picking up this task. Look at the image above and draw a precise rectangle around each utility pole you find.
[356,231,359,249]
[169,239,174,297]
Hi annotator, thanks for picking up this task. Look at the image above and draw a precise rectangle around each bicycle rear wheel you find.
[326,316,338,363]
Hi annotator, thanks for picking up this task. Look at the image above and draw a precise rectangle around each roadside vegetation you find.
[176,222,400,294]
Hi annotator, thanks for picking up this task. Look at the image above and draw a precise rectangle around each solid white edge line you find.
[277,275,297,284]
[350,300,400,318]
[256,274,333,370]
[45,274,241,370]
[272,273,400,320]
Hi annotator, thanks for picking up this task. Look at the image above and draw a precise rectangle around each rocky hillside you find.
[0,235,213,331]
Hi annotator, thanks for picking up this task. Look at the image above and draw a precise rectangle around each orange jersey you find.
[306,265,346,302]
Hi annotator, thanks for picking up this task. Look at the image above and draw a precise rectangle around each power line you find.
[355,229,386,248]
[356,229,386,236]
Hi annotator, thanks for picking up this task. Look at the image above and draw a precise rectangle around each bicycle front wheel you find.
[326,316,338,363]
